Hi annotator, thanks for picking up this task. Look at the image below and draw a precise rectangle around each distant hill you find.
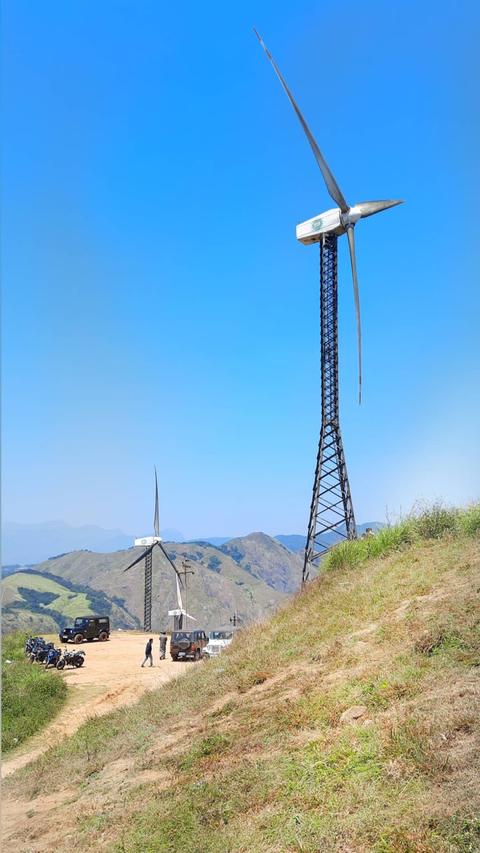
[1,521,186,565]
[2,526,383,631]
[220,532,305,593]
[274,534,307,553]
[1,570,139,634]
[275,522,384,553]
[3,521,384,568]
[28,535,293,632]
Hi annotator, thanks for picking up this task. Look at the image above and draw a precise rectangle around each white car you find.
[202,630,233,658]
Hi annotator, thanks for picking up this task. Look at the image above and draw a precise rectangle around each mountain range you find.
[2,520,383,567]
[2,533,305,633]
[2,521,186,566]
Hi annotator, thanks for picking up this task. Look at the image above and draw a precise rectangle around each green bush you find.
[457,503,480,537]
[2,632,68,753]
[413,502,458,539]
[323,503,479,573]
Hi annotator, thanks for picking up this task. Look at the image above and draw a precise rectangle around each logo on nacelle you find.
[312,218,323,231]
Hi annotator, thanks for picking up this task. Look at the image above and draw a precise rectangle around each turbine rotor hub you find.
[340,208,361,229]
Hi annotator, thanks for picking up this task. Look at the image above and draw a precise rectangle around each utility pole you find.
[229,612,241,629]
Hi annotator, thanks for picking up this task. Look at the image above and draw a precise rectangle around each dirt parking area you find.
[2,631,188,778]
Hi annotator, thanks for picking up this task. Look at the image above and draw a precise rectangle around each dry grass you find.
[4,508,480,853]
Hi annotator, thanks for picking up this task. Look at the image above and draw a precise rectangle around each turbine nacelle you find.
[296,200,403,245]
[134,535,162,547]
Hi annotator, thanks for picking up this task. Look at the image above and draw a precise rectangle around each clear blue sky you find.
[3,1,479,539]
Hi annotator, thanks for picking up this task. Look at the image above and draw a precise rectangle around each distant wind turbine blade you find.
[175,574,183,610]
[124,544,154,572]
[153,467,160,538]
[254,28,349,213]
[346,225,362,405]
[184,611,197,622]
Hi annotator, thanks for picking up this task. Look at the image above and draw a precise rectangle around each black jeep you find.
[59,616,110,644]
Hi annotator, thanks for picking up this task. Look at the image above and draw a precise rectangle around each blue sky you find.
[3,0,479,540]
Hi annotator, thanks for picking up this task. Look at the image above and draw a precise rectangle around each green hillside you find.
[30,535,293,631]
[1,570,139,634]
[2,632,67,752]
[6,504,480,852]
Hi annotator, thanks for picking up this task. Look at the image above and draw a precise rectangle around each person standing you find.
[159,631,168,661]
[141,637,154,667]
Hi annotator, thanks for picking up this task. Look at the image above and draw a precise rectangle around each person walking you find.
[141,637,154,667]
[159,631,168,661]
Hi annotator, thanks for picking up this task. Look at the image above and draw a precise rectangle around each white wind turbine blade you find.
[254,29,349,212]
[346,225,362,405]
[153,467,160,538]
[175,574,183,611]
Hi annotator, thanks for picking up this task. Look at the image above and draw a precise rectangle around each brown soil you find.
[1,631,187,779]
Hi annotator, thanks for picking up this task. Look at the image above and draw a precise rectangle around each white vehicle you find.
[203,630,233,658]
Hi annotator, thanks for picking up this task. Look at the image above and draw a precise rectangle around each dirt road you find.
[1,631,188,778]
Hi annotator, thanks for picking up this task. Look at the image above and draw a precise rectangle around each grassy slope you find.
[6,507,480,852]
[1,608,59,634]
[2,570,140,634]
[2,571,94,617]
[2,633,68,753]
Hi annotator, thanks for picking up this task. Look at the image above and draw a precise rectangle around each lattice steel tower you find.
[255,32,402,581]
[303,234,356,581]
[144,549,153,631]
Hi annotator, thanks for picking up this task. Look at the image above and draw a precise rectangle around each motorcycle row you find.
[25,636,86,670]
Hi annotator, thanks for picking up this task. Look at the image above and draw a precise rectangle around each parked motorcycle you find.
[56,649,85,669]
[29,640,54,664]
[25,636,43,656]
[44,647,62,669]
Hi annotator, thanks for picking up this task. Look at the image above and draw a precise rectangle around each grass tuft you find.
[1,632,67,752]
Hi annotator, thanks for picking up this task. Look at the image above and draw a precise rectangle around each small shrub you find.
[179,733,231,769]
[413,502,457,540]
[209,700,236,719]
[457,503,480,537]
[237,670,270,693]
[414,629,463,656]
[433,814,480,852]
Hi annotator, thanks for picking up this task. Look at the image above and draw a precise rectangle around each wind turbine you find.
[124,468,185,631]
[254,31,402,581]
[168,562,196,631]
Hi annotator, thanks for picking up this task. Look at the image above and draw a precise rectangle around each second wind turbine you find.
[255,31,402,581]
[124,469,185,631]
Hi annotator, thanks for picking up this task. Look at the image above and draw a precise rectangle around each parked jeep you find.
[170,630,208,661]
[59,616,110,644]
[202,630,234,659]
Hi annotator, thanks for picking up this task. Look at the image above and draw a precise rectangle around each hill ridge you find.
[15,533,297,632]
